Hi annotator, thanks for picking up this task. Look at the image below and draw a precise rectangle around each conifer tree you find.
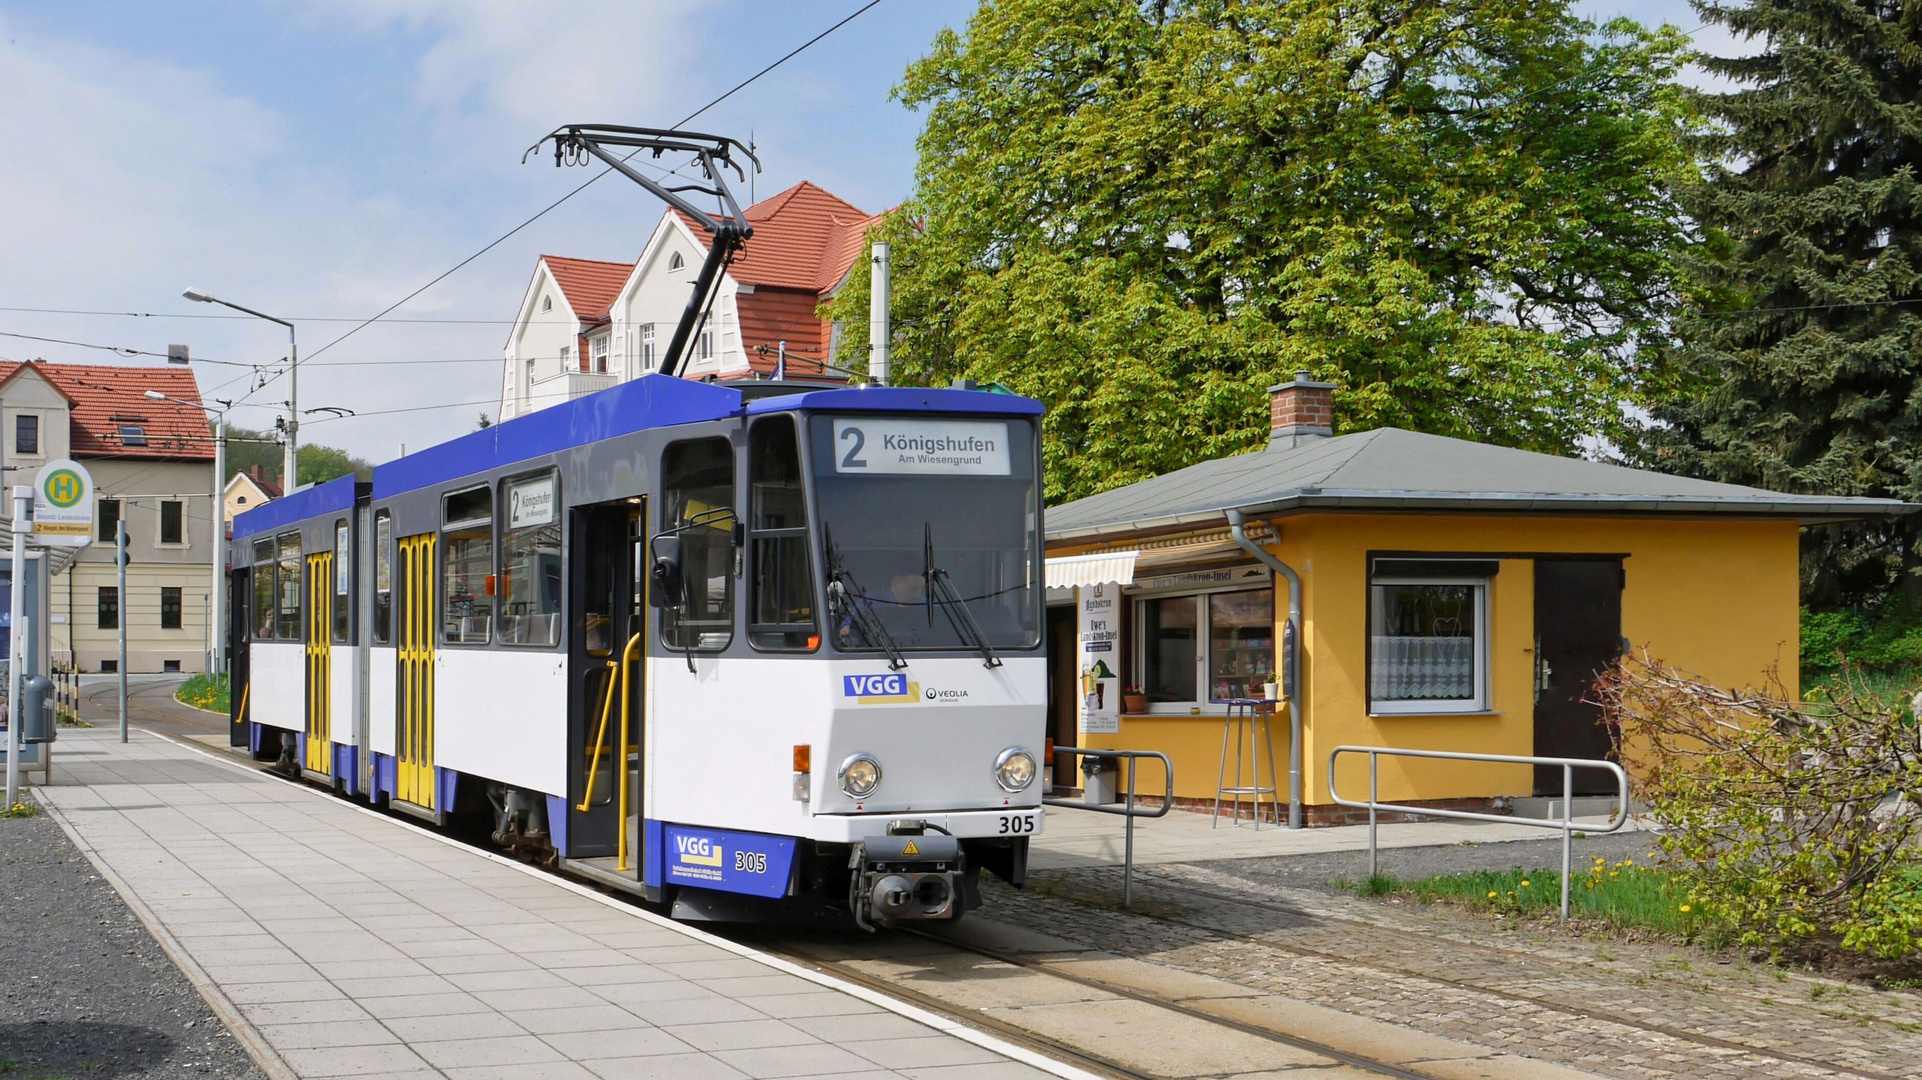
[1649,0,1922,604]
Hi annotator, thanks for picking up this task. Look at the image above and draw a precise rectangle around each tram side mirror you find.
[649,536,685,610]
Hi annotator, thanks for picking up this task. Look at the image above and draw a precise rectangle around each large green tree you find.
[223,426,371,489]
[1645,0,1922,606]
[829,0,1695,502]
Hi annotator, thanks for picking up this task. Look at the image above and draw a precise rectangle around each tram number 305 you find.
[998,813,1037,835]
[734,851,768,874]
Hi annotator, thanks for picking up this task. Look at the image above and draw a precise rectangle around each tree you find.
[827,0,1696,502]
[221,426,371,489]
[477,412,494,430]
[1643,0,1922,607]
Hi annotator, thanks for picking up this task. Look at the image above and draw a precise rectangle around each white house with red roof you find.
[498,181,881,420]
[0,360,216,673]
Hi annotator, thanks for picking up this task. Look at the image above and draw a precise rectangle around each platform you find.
[31,727,1081,1080]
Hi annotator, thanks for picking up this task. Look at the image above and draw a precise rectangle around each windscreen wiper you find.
[924,524,1002,669]
[824,527,908,671]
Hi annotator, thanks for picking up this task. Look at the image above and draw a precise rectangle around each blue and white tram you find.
[230,375,1047,926]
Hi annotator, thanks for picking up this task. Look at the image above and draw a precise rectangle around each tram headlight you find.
[838,753,883,798]
[994,747,1038,792]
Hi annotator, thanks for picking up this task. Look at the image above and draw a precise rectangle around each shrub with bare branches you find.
[1597,653,1922,958]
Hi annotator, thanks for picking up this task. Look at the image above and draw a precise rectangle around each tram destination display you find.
[831,418,1011,476]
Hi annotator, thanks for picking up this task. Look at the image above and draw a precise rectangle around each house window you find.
[160,500,184,545]
[559,345,572,371]
[1136,582,1275,709]
[1367,559,1494,714]
[15,414,38,455]
[542,296,553,312]
[698,318,714,362]
[161,587,182,630]
[98,499,121,543]
[524,357,536,397]
[592,336,609,374]
[668,251,685,271]
[98,587,119,630]
[641,324,656,370]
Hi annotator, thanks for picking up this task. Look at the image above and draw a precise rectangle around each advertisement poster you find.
[1077,583,1120,734]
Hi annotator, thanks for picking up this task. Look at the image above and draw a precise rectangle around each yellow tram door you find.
[304,552,333,775]
[396,534,437,810]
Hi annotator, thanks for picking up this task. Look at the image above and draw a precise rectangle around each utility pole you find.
[868,241,891,386]
[212,412,225,673]
[117,519,127,744]
[181,290,296,489]
[6,486,28,807]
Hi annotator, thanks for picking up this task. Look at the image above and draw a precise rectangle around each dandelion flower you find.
[1679,904,1692,914]
[1519,880,1530,887]
[1488,891,1498,899]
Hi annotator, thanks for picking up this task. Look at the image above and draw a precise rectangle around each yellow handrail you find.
[575,660,620,813]
[616,631,642,871]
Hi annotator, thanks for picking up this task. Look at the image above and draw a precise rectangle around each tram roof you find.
[235,377,1048,536]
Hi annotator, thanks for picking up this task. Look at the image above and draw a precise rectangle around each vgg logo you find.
[674,835,722,866]
[843,673,915,702]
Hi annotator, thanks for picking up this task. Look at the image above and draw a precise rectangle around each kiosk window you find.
[1369,578,1488,712]
[499,472,561,647]
[275,532,302,640]
[1135,583,1275,709]
[748,416,816,649]
[332,520,351,644]
[441,485,493,645]
[373,512,393,645]
[661,437,734,651]
[252,538,275,640]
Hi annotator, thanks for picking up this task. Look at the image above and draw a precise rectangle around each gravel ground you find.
[0,798,262,1080]
[1192,828,1657,892]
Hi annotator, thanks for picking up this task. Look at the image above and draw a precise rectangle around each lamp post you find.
[145,390,227,675]
[182,289,296,490]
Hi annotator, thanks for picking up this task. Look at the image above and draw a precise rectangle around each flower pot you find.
[1122,694,1148,714]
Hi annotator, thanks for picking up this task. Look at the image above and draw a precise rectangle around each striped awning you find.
[1045,551,1138,589]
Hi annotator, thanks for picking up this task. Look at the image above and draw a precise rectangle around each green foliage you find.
[1801,605,1922,674]
[176,672,230,714]
[1,799,37,819]
[1361,858,1727,943]
[1601,654,1922,959]
[1640,0,1922,606]
[223,427,371,490]
[831,0,1697,502]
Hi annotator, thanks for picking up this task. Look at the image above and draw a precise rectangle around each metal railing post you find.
[1561,762,1574,919]
[1124,756,1138,906]
[1044,748,1173,908]
[1367,750,1379,880]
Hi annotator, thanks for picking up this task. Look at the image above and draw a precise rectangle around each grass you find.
[175,672,229,714]
[1350,854,1731,945]
[1801,665,1922,708]
[2,799,38,818]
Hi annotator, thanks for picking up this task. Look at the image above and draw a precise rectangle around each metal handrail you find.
[1326,745,1630,918]
[1044,747,1173,906]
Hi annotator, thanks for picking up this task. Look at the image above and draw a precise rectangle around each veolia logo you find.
[42,469,83,508]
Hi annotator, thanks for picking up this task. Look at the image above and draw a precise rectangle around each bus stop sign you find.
[31,459,95,548]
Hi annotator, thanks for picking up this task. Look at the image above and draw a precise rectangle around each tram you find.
[229,376,1046,927]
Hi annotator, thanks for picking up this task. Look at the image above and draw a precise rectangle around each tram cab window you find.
[441,484,494,645]
[373,511,393,645]
[748,416,817,650]
[275,532,302,640]
[499,471,561,647]
[660,437,735,651]
[332,520,351,644]
[251,539,275,640]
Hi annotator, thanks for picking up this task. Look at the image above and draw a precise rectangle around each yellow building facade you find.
[1043,376,1906,822]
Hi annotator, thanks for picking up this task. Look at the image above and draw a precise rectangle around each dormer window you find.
[118,425,147,447]
[542,296,553,312]
[669,251,685,272]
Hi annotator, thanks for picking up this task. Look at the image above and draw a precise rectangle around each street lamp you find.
[182,288,297,490]
[146,389,228,675]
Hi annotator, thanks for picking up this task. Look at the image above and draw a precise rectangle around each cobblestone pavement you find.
[978,858,1922,1080]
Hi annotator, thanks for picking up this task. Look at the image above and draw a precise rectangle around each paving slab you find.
[29,727,1094,1080]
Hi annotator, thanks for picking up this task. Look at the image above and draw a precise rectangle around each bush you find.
[1801,604,1922,673]
[1599,654,1922,958]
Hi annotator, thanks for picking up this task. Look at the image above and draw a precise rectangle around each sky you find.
[0,0,1733,467]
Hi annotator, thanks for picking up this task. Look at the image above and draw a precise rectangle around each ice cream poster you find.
[1078,583,1120,734]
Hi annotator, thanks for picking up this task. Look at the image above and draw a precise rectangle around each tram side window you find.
[373,511,393,645]
[332,520,351,644]
[442,485,494,645]
[499,471,561,647]
[748,416,817,650]
[275,532,302,640]
[251,539,275,640]
[660,437,735,651]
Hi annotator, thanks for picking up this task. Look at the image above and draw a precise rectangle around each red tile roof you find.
[0,360,212,460]
[541,255,631,325]
[734,289,839,378]
[675,181,880,294]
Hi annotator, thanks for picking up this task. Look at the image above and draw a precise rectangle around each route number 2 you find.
[839,426,867,469]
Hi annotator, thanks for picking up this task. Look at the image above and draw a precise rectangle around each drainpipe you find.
[1226,509,1303,829]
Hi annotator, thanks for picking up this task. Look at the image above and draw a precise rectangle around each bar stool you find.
[1213,698,1280,828]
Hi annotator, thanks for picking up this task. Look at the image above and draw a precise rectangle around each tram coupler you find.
[849,834,965,929]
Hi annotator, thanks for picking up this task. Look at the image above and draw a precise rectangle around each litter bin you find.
[1082,754,1117,804]
[21,675,54,744]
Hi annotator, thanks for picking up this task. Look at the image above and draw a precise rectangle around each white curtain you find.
[1371,635,1475,700]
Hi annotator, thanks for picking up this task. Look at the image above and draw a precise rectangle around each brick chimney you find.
[1268,371,1336,449]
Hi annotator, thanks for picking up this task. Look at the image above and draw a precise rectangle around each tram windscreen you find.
[809,414,1041,652]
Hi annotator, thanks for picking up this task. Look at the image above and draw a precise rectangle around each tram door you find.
[229,566,251,748]
[396,534,437,810]
[305,552,334,775]
[565,501,643,869]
